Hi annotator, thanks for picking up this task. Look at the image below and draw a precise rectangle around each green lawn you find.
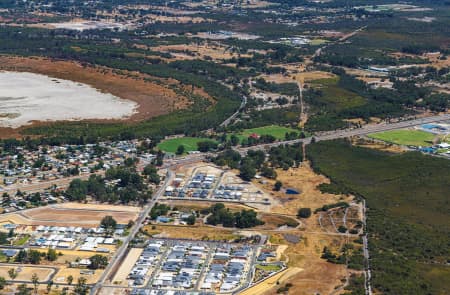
[255,264,282,272]
[232,125,301,142]
[157,137,217,153]
[368,129,435,147]
[310,39,328,46]
[13,235,30,246]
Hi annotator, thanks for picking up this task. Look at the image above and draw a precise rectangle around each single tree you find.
[46,248,57,261]
[176,145,185,155]
[31,273,39,294]
[16,283,30,295]
[46,280,53,294]
[73,277,88,295]
[0,276,6,289]
[274,181,282,191]
[66,275,74,285]
[100,215,117,235]
[8,268,17,280]
[297,208,312,218]
[89,255,108,269]
[230,134,240,146]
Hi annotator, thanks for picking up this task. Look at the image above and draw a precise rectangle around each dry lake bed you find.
[0,71,138,128]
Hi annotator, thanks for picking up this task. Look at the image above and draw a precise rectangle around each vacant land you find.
[112,248,143,285]
[54,267,103,285]
[0,265,55,282]
[142,224,240,242]
[368,129,435,146]
[255,162,350,217]
[265,231,348,295]
[308,140,450,295]
[157,137,217,153]
[0,203,139,227]
[23,207,138,226]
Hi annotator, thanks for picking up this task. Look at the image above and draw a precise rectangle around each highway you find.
[235,113,450,154]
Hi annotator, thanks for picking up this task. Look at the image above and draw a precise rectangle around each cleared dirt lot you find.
[23,207,138,226]
[112,248,143,285]
[0,265,55,282]
[54,267,103,285]
[57,202,140,213]
[0,203,139,227]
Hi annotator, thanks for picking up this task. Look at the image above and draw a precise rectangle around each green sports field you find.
[232,125,301,142]
[157,137,217,153]
[368,129,435,147]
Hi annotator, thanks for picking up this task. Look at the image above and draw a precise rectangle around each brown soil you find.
[265,232,348,295]
[0,55,192,135]
[352,137,406,153]
[9,206,139,226]
[254,162,352,217]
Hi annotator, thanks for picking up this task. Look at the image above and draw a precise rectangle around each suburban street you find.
[90,170,175,295]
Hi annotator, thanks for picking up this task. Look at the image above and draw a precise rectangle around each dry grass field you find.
[0,265,55,282]
[265,231,348,295]
[254,162,352,216]
[151,43,252,62]
[240,267,303,295]
[53,267,103,284]
[142,224,240,241]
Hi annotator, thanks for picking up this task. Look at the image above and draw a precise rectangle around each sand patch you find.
[112,248,143,285]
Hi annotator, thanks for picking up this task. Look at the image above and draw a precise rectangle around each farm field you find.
[233,125,301,142]
[157,137,217,153]
[368,129,435,146]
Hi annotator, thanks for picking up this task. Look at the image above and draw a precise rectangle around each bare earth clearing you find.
[0,203,139,227]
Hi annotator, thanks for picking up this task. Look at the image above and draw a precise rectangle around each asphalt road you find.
[235,113,450,155]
